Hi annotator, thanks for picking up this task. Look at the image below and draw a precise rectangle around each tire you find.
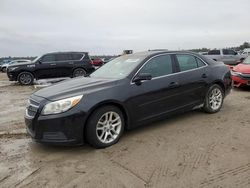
[2,67,6,72]
[73,68,86,77]
[18,72,34,85]
[85,105,125,148]
[203,84,224,113]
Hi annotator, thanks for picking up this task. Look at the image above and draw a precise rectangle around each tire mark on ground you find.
[109,158,147,184]
[200,163,250,187]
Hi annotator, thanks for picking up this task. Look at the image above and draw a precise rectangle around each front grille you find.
[26,98,40,118]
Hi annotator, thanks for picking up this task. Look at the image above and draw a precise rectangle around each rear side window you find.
[139,55,173,78]
[71,53,84,60]
[196,58,206,67]
[208,50,220,55]
[55,53,72,61]
[176,54,205,72]
[41,54,55,62]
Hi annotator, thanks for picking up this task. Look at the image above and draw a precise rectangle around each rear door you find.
[174,53,209,107]
[55,53,74,77]
[127,54,182,124]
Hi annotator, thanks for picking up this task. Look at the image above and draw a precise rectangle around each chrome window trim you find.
[130,53,208,85]
[40,53,85,64]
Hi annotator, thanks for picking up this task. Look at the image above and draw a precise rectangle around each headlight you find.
[231,71,241,76]
[8,67,18,71]
[41,95,83,115]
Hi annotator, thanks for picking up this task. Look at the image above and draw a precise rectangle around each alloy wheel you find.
[209,88,223,110]
[20,73,32,85]
[96,111,122,144]
[74,69,85,77]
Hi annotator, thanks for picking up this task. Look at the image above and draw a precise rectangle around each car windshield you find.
[32,56,40,63]
[90,55,144,79]
[243,56,250,64]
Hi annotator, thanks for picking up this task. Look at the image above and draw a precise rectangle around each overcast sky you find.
[0,0,249,57]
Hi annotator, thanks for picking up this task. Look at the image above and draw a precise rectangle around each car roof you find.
[12,59,31,61]
[45,51,88,55]
[132,50,202,57]
[129,50,214,65]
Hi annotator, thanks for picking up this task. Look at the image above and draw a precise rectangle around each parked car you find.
[0,59,12,72]
[204,49,246,65]
[1,59,31,72]
[7,52,95,85]
[241,48,250,57]
[25,50,232,148]
[231,56,250,87]
[102,57,116,64]
[91,58,104,66]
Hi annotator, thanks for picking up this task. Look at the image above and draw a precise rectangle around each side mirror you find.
[37,59,42,64]
[133,73,152,85]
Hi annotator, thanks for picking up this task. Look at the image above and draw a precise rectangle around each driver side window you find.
[139,55,173,78]
[41,54,55,63]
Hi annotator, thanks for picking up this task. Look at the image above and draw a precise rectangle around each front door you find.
[222,49,238,65]
[127,54,182,124]
[35,54,58,79]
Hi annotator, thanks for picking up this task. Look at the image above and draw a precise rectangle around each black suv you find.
[7,52,95,85]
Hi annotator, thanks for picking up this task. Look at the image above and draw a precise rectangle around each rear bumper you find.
[232,75,250,87]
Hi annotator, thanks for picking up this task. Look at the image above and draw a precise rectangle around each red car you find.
[91,58,103,66]
[232,56,250,87]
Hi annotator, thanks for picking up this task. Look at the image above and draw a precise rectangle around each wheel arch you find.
[83,100,130,140]
[211,80,225,94]
[17,71,35,80]
[72,67,87,73]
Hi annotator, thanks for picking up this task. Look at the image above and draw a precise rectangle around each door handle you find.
[169,82,179,88]
[201,73,207,78]
[50,63,56,66]
[68,62,74,65]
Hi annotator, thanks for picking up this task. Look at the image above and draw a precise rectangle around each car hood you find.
[1,63,9,67]
[33,77,119,101]
[233,63,250,73]
[8,62,34,67]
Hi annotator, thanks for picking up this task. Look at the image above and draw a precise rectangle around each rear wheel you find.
[203,84,224,113]
[85,105,125,148]
[73,68,86,77]
[18,72,34,85]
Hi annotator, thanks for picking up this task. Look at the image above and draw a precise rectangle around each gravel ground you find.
[1,73,250,188]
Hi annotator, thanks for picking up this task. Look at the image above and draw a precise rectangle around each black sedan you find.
[25,51,232,148]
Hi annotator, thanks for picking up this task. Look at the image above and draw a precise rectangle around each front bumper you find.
[7,71,18,81]
[25,97,88,145]
[232,75,250,87]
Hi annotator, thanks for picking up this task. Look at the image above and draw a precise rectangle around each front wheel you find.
[203,84,224,113]
[2,67,6,72]
[85,106,125,148]
[18,72,34,85]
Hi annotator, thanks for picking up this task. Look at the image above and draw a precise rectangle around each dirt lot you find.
[1,73,250,188]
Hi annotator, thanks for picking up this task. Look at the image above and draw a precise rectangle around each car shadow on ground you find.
[27,109,207,152]
[233,86,250,92]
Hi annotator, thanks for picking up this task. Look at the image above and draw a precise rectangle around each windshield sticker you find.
[125,59,140,63]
